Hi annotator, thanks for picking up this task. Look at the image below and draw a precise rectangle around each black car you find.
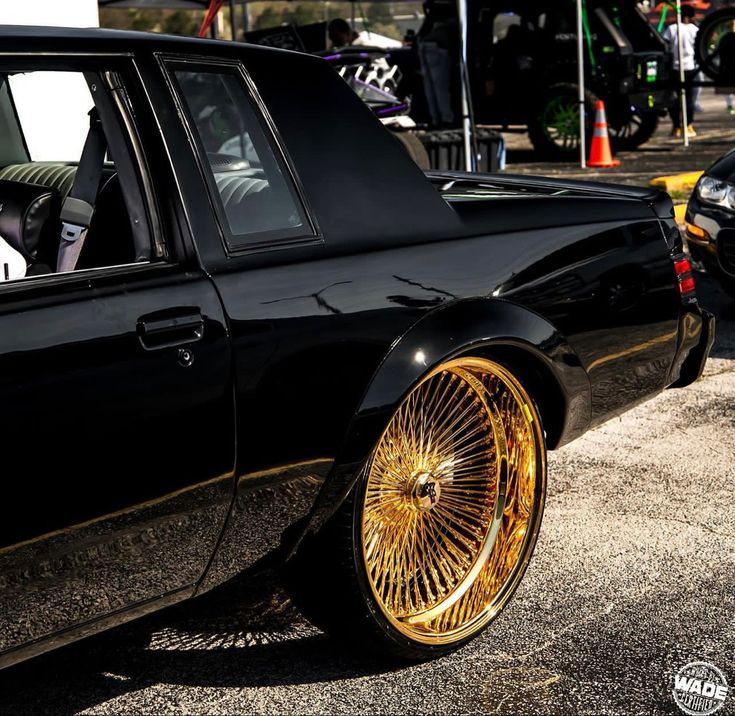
[466,0,671,155]
[685,151,735,295]
[0,26,712,669]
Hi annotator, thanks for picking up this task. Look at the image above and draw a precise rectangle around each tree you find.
[367,2,394,28]
[254,6,283,30]
[99,9,200,36]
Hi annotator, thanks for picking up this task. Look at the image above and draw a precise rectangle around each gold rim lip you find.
[358,356,547,646]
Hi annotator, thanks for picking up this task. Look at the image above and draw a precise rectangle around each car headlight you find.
[697,175,735,210]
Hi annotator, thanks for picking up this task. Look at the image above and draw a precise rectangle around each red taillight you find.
[672,254,696,297]
[679,275,696,295]
[674,258,691,276]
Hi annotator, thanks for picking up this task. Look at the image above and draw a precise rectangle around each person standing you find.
[663,5,699,137]
[328,18,358,48]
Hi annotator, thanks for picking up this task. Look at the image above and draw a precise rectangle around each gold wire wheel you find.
[360,356,545,646]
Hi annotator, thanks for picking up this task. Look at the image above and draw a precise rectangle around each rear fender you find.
[294,297,591,545]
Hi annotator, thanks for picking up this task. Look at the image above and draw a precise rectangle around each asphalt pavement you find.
[1,96,734,716]
[506,88,735,188]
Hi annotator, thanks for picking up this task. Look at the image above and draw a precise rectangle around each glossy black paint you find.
[0,26,711,669]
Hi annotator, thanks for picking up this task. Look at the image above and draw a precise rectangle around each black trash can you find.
[416,128,505,173]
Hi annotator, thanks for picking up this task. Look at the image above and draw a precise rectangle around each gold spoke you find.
[360,357,545,645]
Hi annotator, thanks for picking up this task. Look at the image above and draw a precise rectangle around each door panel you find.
[0,267,235,655]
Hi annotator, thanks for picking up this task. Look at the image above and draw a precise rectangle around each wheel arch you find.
[292,297,591,548]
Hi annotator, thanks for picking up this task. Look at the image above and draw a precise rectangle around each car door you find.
[0,59,235,661]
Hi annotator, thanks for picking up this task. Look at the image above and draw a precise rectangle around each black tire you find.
[285,357,547,661]
[609,110,659,151]
[695,7,735,83]
[528,83,597,158]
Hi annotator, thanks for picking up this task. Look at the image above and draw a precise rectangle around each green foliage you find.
[253,6,283,30]
[367,3,393,27]
[100,2,408,42]
[163,10,199,36]
[99,8,199,36]
[284,3,322,26]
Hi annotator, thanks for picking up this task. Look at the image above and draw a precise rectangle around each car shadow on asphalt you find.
[0,568,397,714]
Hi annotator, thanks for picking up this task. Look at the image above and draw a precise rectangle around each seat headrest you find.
[214,171,269,211]
[0,180,58,261]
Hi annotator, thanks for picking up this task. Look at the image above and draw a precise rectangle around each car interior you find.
[0,70,149,282]
[0,65,309,283]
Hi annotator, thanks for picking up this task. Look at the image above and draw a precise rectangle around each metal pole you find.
[457,0,476,171]
[576,0,586,168]
[676,0,689,147]
[229,0,236,40]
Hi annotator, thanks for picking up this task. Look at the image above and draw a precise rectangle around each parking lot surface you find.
[1,97,734,716]
[507,89,735,188]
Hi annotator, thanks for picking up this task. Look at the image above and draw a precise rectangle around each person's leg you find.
[693,71,704,112]
[418,41,442,126]
[669,93,681,133]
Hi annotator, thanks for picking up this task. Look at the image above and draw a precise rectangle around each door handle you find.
[137,309,204,351]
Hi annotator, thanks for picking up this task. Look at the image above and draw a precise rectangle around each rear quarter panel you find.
[199,208,679,588]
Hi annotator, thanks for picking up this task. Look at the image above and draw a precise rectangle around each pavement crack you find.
[637,513,735,540]
[494,602,615,667]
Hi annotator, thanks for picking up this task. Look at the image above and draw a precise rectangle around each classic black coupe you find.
[0,26,713,667]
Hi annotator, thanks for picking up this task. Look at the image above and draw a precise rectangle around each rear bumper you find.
[669,308,715,388]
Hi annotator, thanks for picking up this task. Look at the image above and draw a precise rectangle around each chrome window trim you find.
[0,260,166,296]
[102,69,167,260]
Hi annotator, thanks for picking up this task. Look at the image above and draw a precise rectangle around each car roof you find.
[0,24,304,60]
[0,24,465,263]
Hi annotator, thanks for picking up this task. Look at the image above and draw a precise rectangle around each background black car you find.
[467,0,672,155]
[686,149,735,295]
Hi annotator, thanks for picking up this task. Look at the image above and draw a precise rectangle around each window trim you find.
[102,69,166,261]
[0,259,169,297]
[158,54,321,256]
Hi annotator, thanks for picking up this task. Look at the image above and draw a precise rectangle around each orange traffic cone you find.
[588,100,620,168]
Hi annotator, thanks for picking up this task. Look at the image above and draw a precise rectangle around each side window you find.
[0,67,156,284]
[169,63,311,249]
[9,72,92,161]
